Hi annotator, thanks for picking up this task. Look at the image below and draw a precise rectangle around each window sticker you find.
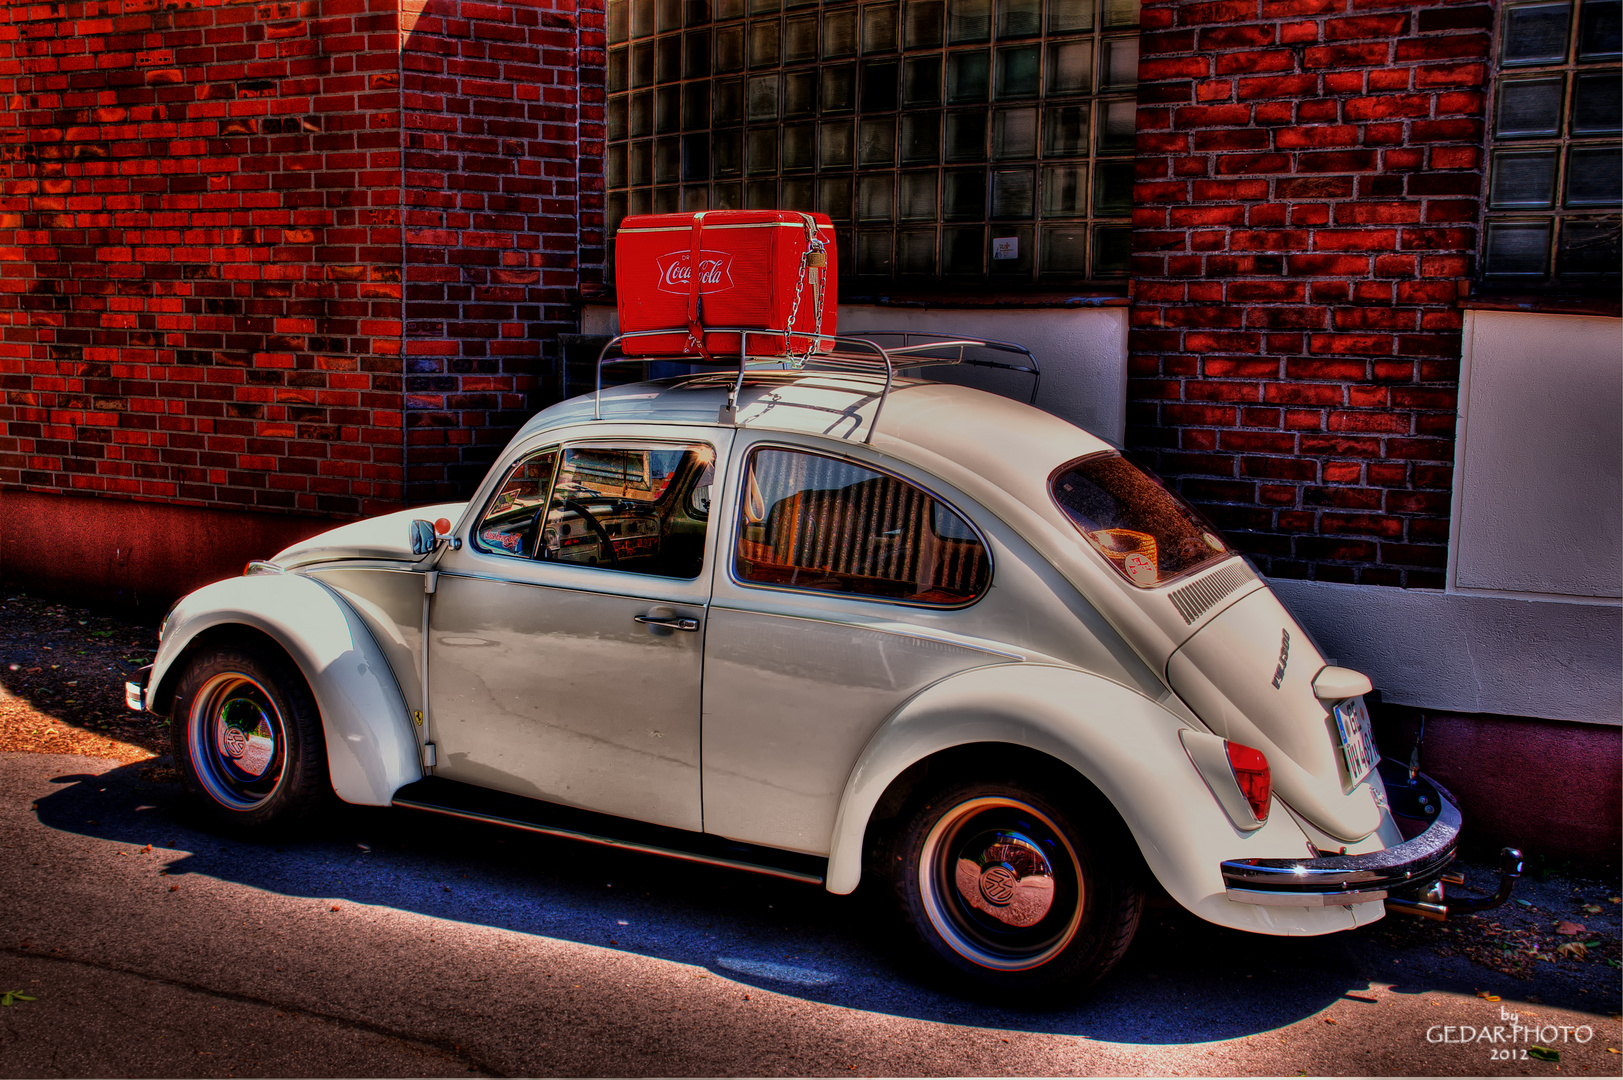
[480,527,527,555]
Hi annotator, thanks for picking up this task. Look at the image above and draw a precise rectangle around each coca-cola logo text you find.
[653,249,735,295]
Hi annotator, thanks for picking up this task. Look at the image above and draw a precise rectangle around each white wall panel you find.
[1452,311,1622,599]
[835,304,1129,445]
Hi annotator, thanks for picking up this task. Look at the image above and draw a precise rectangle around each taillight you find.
[1226,741,1272,822]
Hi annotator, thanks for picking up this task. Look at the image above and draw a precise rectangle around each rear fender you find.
[149,574,422,806]
[825,664,1373,935]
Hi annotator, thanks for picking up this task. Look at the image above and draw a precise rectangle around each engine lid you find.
[1165,585,1383,842]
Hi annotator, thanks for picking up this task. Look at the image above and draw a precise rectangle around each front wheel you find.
[171,644,329,831]
[888,779,1142,997]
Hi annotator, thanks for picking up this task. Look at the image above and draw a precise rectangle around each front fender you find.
[825,664,1381,936]
[149,573,422,806]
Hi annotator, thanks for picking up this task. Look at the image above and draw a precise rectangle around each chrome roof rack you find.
[592,328,1040,444]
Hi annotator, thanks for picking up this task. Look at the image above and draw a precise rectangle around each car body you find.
[129,338,1500,993]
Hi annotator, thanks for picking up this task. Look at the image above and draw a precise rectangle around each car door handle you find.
[633,614,699,632]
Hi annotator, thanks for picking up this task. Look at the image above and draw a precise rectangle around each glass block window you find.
[1482,0,1621,286]
[605,0,1139,286]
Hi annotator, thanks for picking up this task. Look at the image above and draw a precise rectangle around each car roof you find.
[514,371,1116,478]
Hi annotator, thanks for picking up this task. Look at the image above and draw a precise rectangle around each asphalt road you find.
[1,752,1617,1077]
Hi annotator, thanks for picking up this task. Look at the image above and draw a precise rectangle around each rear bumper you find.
[1221,763,1459,907]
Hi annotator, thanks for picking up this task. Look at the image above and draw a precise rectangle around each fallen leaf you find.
[0,991,36,1007]
[1555,942,1588,960]
[1555,920,1585,935]
[1583,905,1604,914]
[1324,1017,1338,1025]
[1528,1046,1559,1062]
[168,884,178,892]
[330,904,341,912]
[1477,992,1501,1001]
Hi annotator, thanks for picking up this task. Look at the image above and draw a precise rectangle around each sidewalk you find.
[0,589,164,763]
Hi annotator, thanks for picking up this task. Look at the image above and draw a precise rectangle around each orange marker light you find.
[434,517,451,536]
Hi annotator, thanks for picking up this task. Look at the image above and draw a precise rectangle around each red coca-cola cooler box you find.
[615,210,837,358]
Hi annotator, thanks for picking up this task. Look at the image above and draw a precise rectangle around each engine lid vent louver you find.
[1169,562,1253,625]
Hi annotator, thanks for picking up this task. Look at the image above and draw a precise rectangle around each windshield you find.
[1050,453,1231,588]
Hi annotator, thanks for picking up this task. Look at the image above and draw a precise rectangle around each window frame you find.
[604,0,1140,290]
[1479,0,1622,293]
[728,440,996,608]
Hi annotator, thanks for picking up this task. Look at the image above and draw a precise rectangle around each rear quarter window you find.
[735,448,991,606]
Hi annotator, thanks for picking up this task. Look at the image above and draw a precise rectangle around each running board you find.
[390,776,827,886]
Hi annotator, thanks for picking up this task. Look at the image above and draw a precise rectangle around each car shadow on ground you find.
[29,759,1532,1044]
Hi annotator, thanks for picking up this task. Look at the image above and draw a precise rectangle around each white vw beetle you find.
[128,334,1518,994]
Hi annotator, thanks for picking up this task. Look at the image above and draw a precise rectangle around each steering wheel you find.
[561,498,620,567]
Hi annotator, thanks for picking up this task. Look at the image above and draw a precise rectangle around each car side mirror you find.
[409,517,461,556]
[409,519,436,556]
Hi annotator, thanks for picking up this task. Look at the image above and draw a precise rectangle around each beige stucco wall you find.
[580,303,1130,445]
[833,304,1130,445]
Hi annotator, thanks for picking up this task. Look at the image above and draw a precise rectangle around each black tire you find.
[886,777,1142,998]
[170,645,330,831]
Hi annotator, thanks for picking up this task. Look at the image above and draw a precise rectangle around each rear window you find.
[1050,453,1230,588]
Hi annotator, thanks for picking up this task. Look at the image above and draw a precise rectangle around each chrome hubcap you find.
[955,830,1057,928]
[188,674,287,811]
[920,797,1082,971]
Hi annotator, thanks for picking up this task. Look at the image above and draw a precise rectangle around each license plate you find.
[1332,696,1380,786]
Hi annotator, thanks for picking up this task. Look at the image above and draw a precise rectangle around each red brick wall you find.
[0,0,408,519]
[1130,0,1489,587]
[401,0,604,501]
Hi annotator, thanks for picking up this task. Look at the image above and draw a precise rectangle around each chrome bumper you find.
[1222,765,1460,908]
[125,665,152,712]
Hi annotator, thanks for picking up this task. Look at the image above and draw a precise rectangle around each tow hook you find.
[1386,846,1524,921]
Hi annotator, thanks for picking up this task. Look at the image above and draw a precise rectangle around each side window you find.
[473,448,560,559]
[538,442,715,579]
[734,447,990,606]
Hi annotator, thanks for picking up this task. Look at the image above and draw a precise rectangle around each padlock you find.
[806,248,828,268]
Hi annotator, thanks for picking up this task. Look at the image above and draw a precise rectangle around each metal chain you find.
[783,214,826,369]
[783,247,811,367]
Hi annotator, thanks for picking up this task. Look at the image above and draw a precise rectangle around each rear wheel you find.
[171,645,329,831]
[888,778,1141,997]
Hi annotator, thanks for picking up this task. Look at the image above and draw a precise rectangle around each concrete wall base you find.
[1,492,340,617]
[1373,706,1620,875]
